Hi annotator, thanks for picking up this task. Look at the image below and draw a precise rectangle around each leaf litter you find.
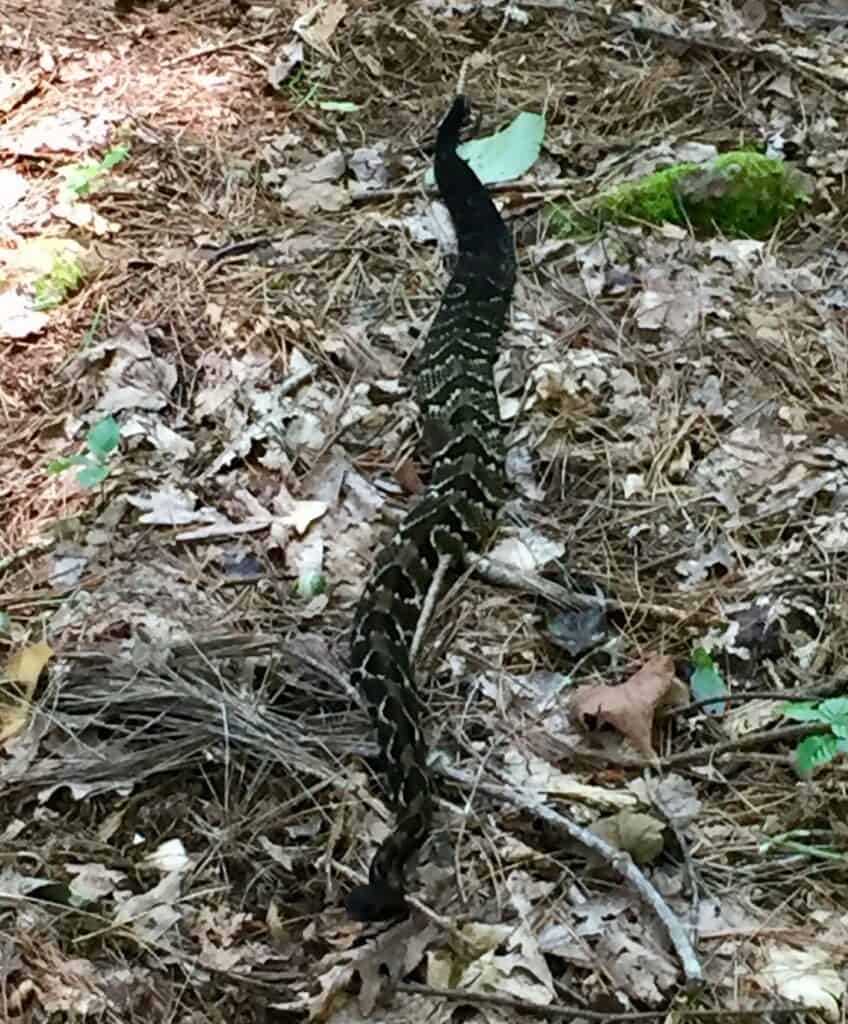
[2,0,848,1021]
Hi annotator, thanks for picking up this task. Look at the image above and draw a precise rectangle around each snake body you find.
[347,96,516,921]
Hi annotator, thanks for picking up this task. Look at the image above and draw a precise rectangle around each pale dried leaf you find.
[66,862,128,905]
[113,870,182,938]
[459,921,554,1006]
[488,528,564,573]
[758,945,845,1021]
[629,773,702,827]
[145,838,189,874]
[0,287,49,338]
[307,919,435,1020]
[503,748,637,809]
[126,488,222,527]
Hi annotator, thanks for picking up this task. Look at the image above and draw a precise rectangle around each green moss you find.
[592,150,809,238]
[33,254,86,310]
[547,204,599,240]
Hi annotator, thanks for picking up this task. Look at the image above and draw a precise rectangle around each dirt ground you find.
[2,1,848,1021]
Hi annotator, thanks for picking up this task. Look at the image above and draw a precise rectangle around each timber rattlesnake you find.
[347,96,516,921]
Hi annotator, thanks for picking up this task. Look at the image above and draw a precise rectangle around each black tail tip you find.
[437,94,469,151]
[346,882,410,922]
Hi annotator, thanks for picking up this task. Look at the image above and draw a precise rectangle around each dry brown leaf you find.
[569,654,686,757]
[305,919,435,1020]
[0,641,52,742]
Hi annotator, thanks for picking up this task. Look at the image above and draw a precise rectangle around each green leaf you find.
[818,697,848,722]
[691,647,713,669]
[0,611,10,633]
[47,454,90,474]
[33,280,63,310]
[76,463,110,488]
[101,144,130,169]
[296,571,327,599]
[425,109,545,187]
[794,734,839,778]
[318,100,359,113]
[64,160,101,196]
[689,647,727,715]
[781,700,825,722]
[86,417,120,457]
[32,255,85,310]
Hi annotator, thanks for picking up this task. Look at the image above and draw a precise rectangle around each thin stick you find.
[660,722,829,770]
[400,982,660,1021]
[0,534,56,574]
[350,176,581,204]
[645,771,700,949]
[438,764,704,991]
[410,553,453,664]
[561,721,831,771]
[468,551,686,622]
[162,29,286,68]
[398,982,803,1022]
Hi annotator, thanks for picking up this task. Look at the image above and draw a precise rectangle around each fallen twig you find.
[0,534,56,575]
[469,551,687,622]
[350,176,581,205]
[399,982,804,1022]
[660,722,830,770]
[162,29,286,68]
[563,721,832,771]
[437,764,704,991]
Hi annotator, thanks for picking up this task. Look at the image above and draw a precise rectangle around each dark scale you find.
[347,96,516,922]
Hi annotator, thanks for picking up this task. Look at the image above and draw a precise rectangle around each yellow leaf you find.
[4,641,52,685]
[0,641,52,742]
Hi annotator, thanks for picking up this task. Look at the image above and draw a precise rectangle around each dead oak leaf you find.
[303,918,436,1020]
[569,654,686,757]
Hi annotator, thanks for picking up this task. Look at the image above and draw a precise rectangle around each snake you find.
[346,95,517,921]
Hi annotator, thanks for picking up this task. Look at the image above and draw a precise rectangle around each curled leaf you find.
[570,654,687,757]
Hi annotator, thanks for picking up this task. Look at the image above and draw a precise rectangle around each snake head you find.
[346,882,410,922]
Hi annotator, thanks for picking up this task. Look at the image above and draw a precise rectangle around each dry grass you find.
[2,0,848,1020]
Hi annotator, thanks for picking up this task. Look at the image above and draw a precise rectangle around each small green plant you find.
[759,829,846,862]
[32,254,85,310]
[83,297,108,347]
[61,144,130,198]
[782,698,848,777]
[284,67,322,109]
[47,416,121,488]
[295,570,327,599]
[278,68,356,112]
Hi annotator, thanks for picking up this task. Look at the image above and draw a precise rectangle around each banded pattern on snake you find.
[346,96,516,922]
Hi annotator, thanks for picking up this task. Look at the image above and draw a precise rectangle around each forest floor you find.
[2,1,848,1021]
